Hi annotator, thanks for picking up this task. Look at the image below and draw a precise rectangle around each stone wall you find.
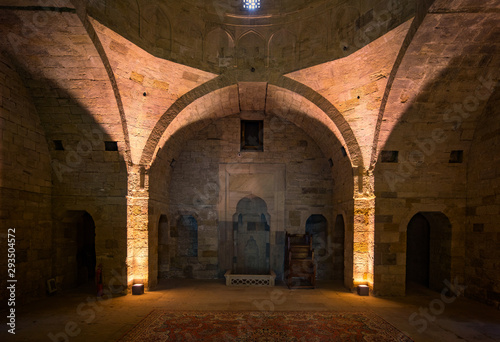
[373,98,468,296]
[88,0,415,74]
[162,114,334,280]
[466,89,500,308]
[0,52,52,303]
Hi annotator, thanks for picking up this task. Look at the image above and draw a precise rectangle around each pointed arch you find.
[204,27,235,66]
[237,30,266,69]
[268,29,297,68]
[174,19,203,60]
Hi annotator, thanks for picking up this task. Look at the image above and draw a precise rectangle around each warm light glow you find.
[243,0,261,10]
[132,283,145,295]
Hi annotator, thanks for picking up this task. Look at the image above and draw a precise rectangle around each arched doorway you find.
[158,215,169,279]
[406,213,430,288]
[406,212,452,293]
[233,195,270,274]
[305,215,331,279]
[333,215,345,281]
[75,212,96,286]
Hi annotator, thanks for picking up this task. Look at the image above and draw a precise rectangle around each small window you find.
[449,150,463,163]
[243,0,260,10]
[241,120,263,151]
[53,140,64,151]
[381,150,398,163]
[104,141,118,151]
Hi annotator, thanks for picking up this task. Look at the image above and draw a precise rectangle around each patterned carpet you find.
[118,311,413,341]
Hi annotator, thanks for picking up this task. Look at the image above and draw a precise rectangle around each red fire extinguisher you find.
[96,264,103,297]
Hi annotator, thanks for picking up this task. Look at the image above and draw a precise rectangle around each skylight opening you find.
[243,0,261,10]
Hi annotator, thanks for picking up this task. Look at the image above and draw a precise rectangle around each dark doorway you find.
[406,213,430,287]
[76,212,96,285]
[333,215,345,281]
[177,215,198,257]
[306,214,332,279]
[158,215,169,279]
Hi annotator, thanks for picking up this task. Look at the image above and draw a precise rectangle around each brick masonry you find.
[0,0,498,306]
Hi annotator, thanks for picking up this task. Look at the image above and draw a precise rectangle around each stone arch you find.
[268,29,297,68]
[140,77,363,171]
[204,27,235,67]
[139,76,235,166]
[236,30,266,69]
[268,77,363,168]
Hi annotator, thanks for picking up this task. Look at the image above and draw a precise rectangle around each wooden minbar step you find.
[284,232,316,289]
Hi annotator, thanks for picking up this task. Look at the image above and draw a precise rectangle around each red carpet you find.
[118,311,413,341]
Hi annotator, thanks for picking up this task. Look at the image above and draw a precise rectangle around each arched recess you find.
[233,196,271,275]
[268,29,297,68]
[105,0,140,37]
[405,211,452,293]
[157,214,169,279]
[204,27,235,67]
[331,4,361,55]
[237,30,266,69]
[173,19,203,61]
[299,15,328,62]
[143,79,361,286]
[306,215,332,280]
[167,213,200,279]
[58,211,97,289]
[406,213,430,288]
[140,3,172,55]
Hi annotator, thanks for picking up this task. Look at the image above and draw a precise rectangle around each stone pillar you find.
[352,168,375,289]
[127,164,150,289]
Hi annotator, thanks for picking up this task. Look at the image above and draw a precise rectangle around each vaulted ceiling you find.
[0,0,498,173]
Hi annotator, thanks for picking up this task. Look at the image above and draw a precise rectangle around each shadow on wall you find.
[0,48,129,300]
[374,55,496,296]
[465,84,500,307]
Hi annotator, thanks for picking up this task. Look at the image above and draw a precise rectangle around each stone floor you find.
[2,280,500,342]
